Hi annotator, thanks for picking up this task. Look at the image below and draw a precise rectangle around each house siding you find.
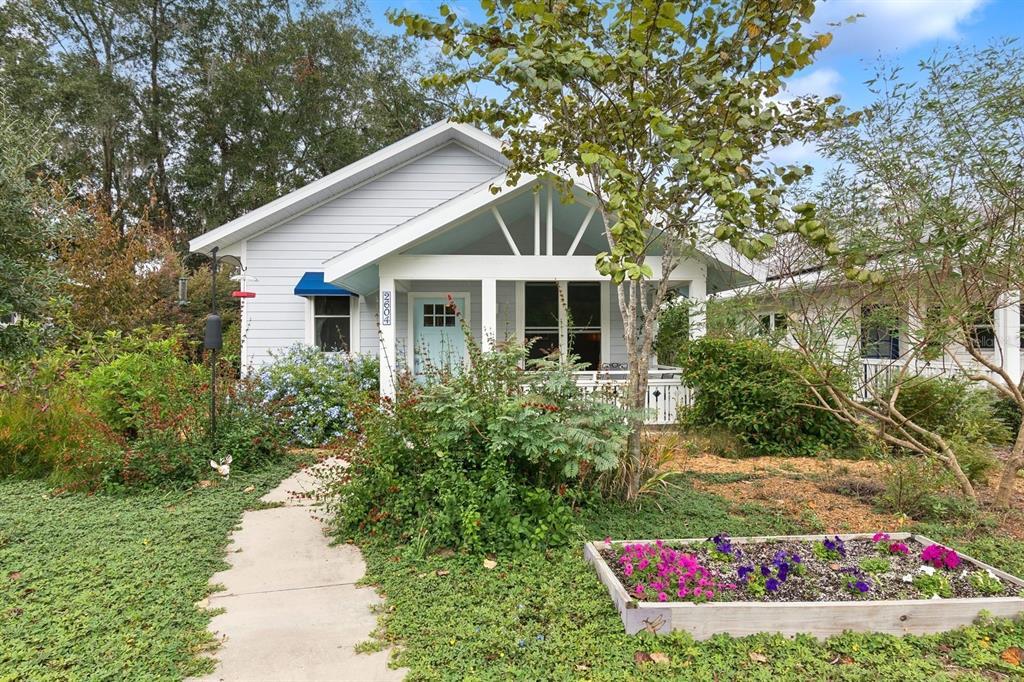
[242,142,503,367]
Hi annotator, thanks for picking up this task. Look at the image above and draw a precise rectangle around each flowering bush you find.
[705,533,743,562]
[841,568,872,595]
[256,345,378,446]
[736,549,805,596]
[921,544,961,570]
[617,541,727,602]
[871,532,910,556]
[813,535,847,561]
[325,342,630,553]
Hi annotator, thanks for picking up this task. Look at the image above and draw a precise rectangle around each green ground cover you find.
[355,478,1024,681]
[0,461,298,681]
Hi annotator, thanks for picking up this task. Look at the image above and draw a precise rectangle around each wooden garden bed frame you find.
[583,532,1024,638]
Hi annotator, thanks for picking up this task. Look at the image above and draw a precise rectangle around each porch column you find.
[379,274,397,399]
[481,277,497,352]
[995,290,1022,385]
[688,277,707,340]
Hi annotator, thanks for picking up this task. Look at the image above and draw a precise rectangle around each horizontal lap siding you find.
[243,143,503,368]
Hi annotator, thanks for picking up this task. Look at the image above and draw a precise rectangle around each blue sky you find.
[363,0,1023,168]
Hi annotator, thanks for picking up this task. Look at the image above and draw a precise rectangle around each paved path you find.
[191,461,405,682]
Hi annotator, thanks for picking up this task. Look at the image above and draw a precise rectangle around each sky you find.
[361,0,1024,170]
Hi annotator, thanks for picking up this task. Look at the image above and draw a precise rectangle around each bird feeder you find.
[231,272,257,299]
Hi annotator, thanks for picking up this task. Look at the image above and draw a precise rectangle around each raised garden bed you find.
[584,533,1024,638]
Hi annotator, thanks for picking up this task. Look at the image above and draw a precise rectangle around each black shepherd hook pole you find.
[205,246,223,464]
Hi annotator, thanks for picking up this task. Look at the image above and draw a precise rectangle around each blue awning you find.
[293,272,354,297]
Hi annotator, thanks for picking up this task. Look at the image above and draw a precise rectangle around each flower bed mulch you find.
[597,534,1022,604]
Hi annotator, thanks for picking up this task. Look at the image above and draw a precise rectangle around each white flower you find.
[930,594,942,600]
[404,440,415,450]
[901,574,914,583]
[986,569,1001,581]
[919,565,936,576]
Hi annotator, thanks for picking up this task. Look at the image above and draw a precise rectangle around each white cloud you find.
[811,0,988,53]
[782,68,843,99]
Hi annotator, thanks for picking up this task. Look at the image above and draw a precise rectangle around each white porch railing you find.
[575,367,691,425]
[858,357,1006,400]
[576,359,998,425]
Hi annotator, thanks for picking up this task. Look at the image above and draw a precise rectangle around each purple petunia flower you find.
[766,578,780,592]
[854,581,870,593]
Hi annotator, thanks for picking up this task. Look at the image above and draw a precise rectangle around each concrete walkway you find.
[191,461,405,682]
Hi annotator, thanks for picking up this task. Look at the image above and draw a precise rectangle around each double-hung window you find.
[969,308,996,351]
[860,304,900,360]
[312,296,351,352]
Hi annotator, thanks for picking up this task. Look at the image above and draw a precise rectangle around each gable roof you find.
[189,120,765,287]
[322,174,766,290]
[188,121,506,254]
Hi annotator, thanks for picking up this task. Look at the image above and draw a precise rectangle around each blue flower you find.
[761,565,772,578]
[766,578,780,592]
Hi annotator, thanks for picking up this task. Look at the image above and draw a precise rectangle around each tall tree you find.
[176,0,446,239]
[765,43,1024,507]
[0,0,446,244]
[392,0,849,498]
[0,96,76,357]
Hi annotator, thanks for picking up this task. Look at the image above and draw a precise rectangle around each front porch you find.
[368,259,704,425]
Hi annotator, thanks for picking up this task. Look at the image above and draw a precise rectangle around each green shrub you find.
[677,338,855,456]
[256,344,379,446]
[2,326,288,491]
[991,389,1022,437]
[880,377,1007,485]
[75,336,202,438]
[0,388,121,481]
[326,343,630,553]
[215,379,292,468]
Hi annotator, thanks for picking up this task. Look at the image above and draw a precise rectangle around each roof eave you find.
[188,121,506,255]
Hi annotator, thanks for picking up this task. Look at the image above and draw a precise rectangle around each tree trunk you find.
[994,423,1024,508]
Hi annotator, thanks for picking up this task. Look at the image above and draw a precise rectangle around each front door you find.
[412,295,467,376]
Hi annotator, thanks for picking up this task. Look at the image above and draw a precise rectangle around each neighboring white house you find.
[188,121,763,421]
[719,267,1024,399]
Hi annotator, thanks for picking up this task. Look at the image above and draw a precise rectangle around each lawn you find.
[0,461,299,681]
[355,474,1024,681]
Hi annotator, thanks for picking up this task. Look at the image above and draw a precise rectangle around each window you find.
[969,309,996,351]
[758,312,788,334]
[860,304,900,359]
[523,282,603,370]
[524,283,560,363]
[313,296,351,352]
[422,302,456,327]
[567,283,602,370]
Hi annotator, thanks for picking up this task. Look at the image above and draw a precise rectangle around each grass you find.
[354,477,1024,681]
[0,461,298,681]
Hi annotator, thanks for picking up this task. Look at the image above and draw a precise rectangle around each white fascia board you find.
[376,255,704,282]
[323,174,537,283]
[188,121,507,255]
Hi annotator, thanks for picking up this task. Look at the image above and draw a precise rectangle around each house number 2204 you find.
[381,290,392,326]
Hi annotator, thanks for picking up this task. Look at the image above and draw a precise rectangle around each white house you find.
[721,266,1024,399]
[189,121,763,421]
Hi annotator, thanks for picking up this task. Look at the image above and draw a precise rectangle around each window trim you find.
[305,295,359,354]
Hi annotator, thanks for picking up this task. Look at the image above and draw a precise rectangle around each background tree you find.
[0,96,76,358]
[0,0,447,245]
[765,43,1024,506]
[392,0,850,498]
